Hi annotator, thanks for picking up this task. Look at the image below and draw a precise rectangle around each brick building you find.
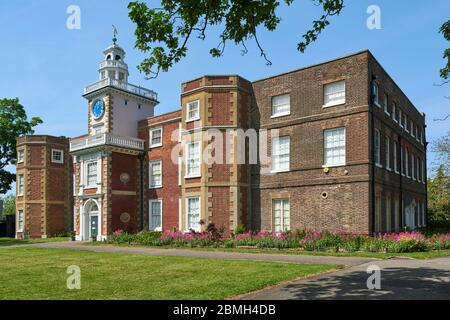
[16,41,427,239]
[15,136,73,239]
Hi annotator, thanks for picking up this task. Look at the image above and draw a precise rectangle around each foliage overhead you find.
[439,20,450,81]
[428,165,450,224]
[128,0,344,78]
[0,98,43,194]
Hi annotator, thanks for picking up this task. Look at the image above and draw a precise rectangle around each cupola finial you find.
[112,24,118,45]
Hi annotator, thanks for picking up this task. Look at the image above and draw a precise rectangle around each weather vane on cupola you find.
[112,25,118,45]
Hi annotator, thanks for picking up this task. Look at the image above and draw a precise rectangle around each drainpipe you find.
[370,74,377,236]
[139,153,145,231]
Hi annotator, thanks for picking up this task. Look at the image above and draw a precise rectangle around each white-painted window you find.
[375,196,381,233]
[324,81,346,107]
[373,83,380,107]
[404,114,409,133]
[186,141,201,177]
[392,103,397,122]
[411,153,415,180]
[386,195,392,232]
[150,127,163,148]
[272,94,291,117]
[417,156,421,182]
[186,100,200,122]
[324,128,346,166]
[410,120,415,137]
[415,125,420,142]
[186,197,201,231]
[399,109,403,128]
[17,209,24,232]
[383,94,389,115]
[17,174,24,196]
[421,160,425,183]
[86,162,98,187]
[405,149,410,178]
[273,199,290,233]
[51,149,64,164]
[149,200,162,231]
[149,161,162,188]
[374,129,381,167]
[394,141,399,174]
[401,147,405,176]
[272,136,290,172]
[385,137,391,170]
[394,199,400,232]
[17,149,24,164]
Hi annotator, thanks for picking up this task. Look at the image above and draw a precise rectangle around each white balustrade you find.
[70,133,144,152]
[84,78,158,101]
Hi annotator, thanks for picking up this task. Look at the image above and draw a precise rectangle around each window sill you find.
[386,167,392,172]
[149,186,163,189]
[271,169,290,174]
[51,160,64,164]
[271,112,291,119]
[322,164,346,168]
[185,175,201,179]
[374,102,381,108]
[375,164,383,168]
[150,144,163,149]
[186,117,200,124]
[323,101,345,108]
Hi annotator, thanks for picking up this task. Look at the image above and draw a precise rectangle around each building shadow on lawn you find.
[282,266,450,300]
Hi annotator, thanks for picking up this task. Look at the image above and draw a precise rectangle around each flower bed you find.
[108,229,450,253]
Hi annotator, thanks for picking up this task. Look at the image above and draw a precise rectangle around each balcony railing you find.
[70,133,145,152]
[84,78,158,101]
[99,60,128,70]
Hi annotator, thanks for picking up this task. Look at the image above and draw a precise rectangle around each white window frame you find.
[405,149,410,178]
[149,199,163,232]
[386,195,392,232]
[272,199,291,233]
[17,149,24,164]
[186,100,200,122]
[421,160,425,184]
[373,83,380,107]
[383,94,390,115]
[415,125,420,142]
[149,127,163,148]
[149,160,163,188]
[51,149,64,164]
[399,109,403,128]
[385,137,391,171]
[393,141,399,174]
[17,209,24,232]
[186,197,201,232]
[17,174,24,196]
[374,129,382,167]
[271,94,291,118]
[404,115,409,133]
[410,120,415,138]
[324,127,346,167]
[323,80,346,108]
[411,154,415,180]
[185,141,201,178]
[85,161,99,188]
[271,136,290,173]
[392,103,397,122]
[416,156,421,182]
[401,147,405,176]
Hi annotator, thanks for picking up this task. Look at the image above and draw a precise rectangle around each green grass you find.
[91,243,450,260]
[0,237,69,247]
[0,247,340,300]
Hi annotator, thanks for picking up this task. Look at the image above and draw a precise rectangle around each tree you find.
[128,0,344,78]
[427,165,450,224]
[0,98,42,194]
[433,132,450,173]
[439,20,450,82]
[1,195,16,216]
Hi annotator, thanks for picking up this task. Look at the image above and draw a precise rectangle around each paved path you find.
[240,257,450,300]
[23,242,375,267]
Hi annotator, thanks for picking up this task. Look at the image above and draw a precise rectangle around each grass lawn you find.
[0,247,341,300]
[0,237,69,247]
[90,243,450,260]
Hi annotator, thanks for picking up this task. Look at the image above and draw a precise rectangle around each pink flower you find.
[113,230,124,236]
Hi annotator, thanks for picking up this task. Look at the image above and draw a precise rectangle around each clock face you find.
[92,100,105,119]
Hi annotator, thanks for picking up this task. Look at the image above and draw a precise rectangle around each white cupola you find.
[98,33,129,83]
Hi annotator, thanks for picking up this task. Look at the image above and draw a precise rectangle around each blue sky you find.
[0,0,448,195]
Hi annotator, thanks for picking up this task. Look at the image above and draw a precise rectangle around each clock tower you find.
[70,36,158,241]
